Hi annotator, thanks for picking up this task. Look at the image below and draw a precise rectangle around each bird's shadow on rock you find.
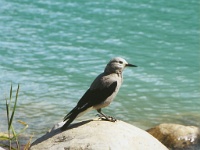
[66,119,93,130]
[31,119,93,146]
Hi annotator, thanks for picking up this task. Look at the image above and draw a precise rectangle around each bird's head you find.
[104,57,137,74]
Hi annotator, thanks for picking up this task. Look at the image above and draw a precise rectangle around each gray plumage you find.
[61,57,137,130]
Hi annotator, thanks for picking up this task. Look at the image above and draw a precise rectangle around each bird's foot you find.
[105,116,117,122]
[96,114,117,122]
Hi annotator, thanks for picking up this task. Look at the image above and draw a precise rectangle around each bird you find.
[61,57,137,130]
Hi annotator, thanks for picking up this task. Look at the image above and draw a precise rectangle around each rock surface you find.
[147,123,200,150]
[30,119,168,150]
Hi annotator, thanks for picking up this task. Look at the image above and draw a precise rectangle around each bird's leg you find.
[97,109,117,122]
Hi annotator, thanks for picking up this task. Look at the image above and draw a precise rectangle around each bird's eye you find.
[119,61,123,64]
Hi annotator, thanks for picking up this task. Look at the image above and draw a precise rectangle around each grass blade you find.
[24,134,33,150]
[11,125,20,150]
[6,84,12,130]
[8,84,20,130]
[16,120,29,136]
[0,133,10,141]
[6,100,10,130]
[10,84,20,150]
[10,84,12,101]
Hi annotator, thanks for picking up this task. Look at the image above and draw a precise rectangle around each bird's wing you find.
[63,81,117,121]
[78,81,117,107]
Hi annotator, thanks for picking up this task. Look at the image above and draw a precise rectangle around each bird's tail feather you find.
[61,105,92,130]
[61,117,76,131]
[61,112,78,131]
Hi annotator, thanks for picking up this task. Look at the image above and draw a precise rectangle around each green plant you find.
[0,84,32,150]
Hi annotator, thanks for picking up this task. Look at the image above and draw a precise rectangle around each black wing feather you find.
[81,81,117,107]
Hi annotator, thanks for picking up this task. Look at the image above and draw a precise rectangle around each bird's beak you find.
[126,63,137,67]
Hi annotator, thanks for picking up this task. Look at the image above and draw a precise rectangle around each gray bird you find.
[61,57,137,130]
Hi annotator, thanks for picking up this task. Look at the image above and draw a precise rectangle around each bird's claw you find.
[107,116,117,122]
[96,114,117,122]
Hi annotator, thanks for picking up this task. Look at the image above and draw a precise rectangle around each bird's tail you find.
[60,115,77,131]
[61,107,79,131]
[61,106,93,131]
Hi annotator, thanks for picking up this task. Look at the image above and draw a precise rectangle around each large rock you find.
[30,119,168,150]
[147,123,200,150]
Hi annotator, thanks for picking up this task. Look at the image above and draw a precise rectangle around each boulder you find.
[147,123,200,150]
[30,119,168,150]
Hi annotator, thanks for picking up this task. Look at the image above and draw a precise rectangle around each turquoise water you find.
[0,0,200,140]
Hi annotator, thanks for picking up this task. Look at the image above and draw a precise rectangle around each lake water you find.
[0,0,200,140]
